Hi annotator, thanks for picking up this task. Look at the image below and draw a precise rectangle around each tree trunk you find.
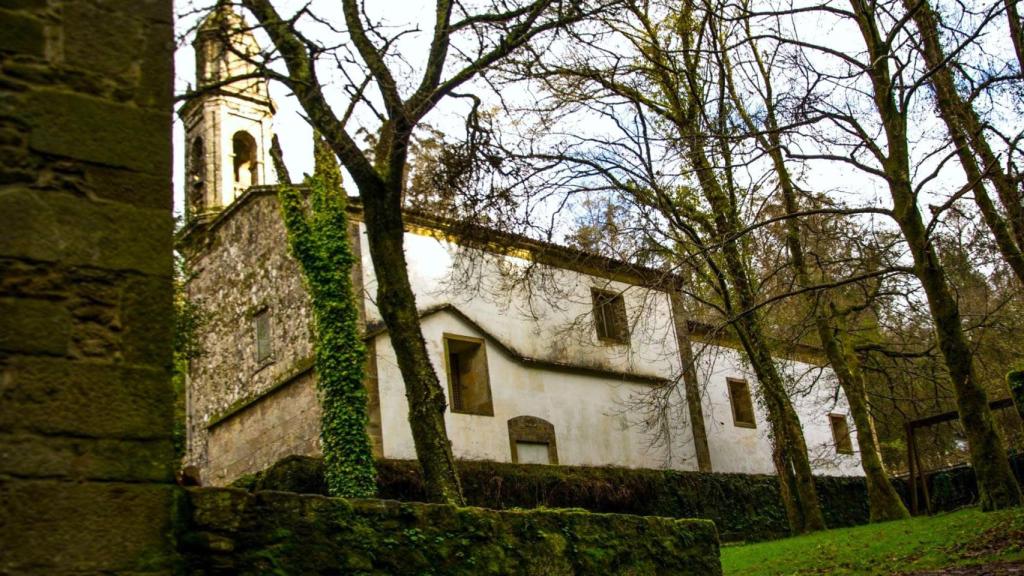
[767,134,910,521]
[670,292,713,472]
[892,187,1021,510]
[905,0,1024,285]
[686,137,828,533]
[779,194,910,522]
[359,180,464,505]
[850,0,1021,511]
[1005,0,1024,74]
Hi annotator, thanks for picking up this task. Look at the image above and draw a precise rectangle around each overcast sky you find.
[172,0,1021,244]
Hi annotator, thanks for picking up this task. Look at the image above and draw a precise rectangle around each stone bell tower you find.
[180,3,275,221]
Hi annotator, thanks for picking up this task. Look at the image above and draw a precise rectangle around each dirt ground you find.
[906,562,1024,575]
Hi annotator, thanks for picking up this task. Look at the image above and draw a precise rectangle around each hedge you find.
[182,488,722,575]
[909,452,1024,512]
[234,457,868,541]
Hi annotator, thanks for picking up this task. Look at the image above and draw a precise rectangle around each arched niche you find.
[188,137,206,214]
[508,415,558,465]
[232,130,258,190]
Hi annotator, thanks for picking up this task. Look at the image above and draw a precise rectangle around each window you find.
[515,442,551,465]
[254,310,272,364]
[444,335,493,416]
[829,414,854,454]
[727,378,756,428]
[188,138,206,216]
[591,288,628,344]
[508,416,558,465]
[232,130,258,190]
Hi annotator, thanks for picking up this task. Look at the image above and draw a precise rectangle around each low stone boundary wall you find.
[181,488,722,575]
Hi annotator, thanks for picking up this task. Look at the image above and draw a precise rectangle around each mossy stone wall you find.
[239,456,870,542]
[183,487,722,575]
[0,1,178,574]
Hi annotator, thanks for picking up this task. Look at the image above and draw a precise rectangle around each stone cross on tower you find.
[179,3,275,221]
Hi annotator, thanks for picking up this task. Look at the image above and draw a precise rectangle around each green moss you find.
[183,488,722,575]
[278,138,376,498]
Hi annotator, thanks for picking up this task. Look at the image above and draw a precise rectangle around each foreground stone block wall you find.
[183,488,723,575]
[0,1,177,573]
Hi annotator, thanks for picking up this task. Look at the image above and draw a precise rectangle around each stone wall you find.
[0,1,177,574]
[181,190,317,483]
[207,370,321,485]
[182,487,722,575]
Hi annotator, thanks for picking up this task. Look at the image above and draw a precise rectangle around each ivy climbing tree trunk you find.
[273,136,377,498]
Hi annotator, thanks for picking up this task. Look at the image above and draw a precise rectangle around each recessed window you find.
[591,288,628,344]
[727,378,756,429]
[188,137,206,215]
[232,130,258,190]
[444,335,493,416]
[515,441,551,465]
[508,416,558,465]
[829,413,854,454]
[254,310,272,364]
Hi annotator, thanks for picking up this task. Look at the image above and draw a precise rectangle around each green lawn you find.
[720,506,1024,575]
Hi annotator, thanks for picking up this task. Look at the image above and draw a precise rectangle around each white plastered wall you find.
[359,222,865,476]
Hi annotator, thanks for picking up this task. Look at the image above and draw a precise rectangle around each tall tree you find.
[796,0,1022,510]
[902,0,1024,285]
[719,3,910,521]
[238,0,609,503]
[522,0,827,532]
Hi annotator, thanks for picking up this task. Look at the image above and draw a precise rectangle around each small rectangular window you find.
[728,378,756,428]
[254,310,272,363]
[515,441,552,465]
[830,414,854,454]
[445,335,493,416]
[591,288,628,344]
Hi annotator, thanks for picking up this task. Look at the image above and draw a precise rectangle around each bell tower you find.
[180,3,275,221]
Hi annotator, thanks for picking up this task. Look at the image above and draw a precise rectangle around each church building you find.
[178,6,864,486]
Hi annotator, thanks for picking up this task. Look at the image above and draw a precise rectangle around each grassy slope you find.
[721,506,1024,575]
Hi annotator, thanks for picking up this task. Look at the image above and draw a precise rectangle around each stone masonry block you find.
[121,273,174,366]
[0,357,173,439]
[21,88,171,174]
[0,297,70,355]
[0,480,179,574]
[63,1,144,78]
[0,9,46,57]
[137,20,176,108]
[82,163,171,210]
[0,189,173,275]
[0,432,175,482]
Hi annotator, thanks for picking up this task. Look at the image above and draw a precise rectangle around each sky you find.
[171,0,1022,246]
[172,0,475,215]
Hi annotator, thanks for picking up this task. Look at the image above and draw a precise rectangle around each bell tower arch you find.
[180,3,275,221]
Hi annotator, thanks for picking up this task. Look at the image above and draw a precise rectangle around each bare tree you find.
[778,0,1021,510]
[512,0,830,532]
[717,0,910,521]
[228,0,610,504]
[901,0,1024,285]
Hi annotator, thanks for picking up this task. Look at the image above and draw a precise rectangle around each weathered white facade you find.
[178,7,864,486]
[365,225,862,477]
[180,185,863,484]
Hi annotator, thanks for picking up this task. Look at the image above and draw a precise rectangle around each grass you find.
[721,506,1024,575]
